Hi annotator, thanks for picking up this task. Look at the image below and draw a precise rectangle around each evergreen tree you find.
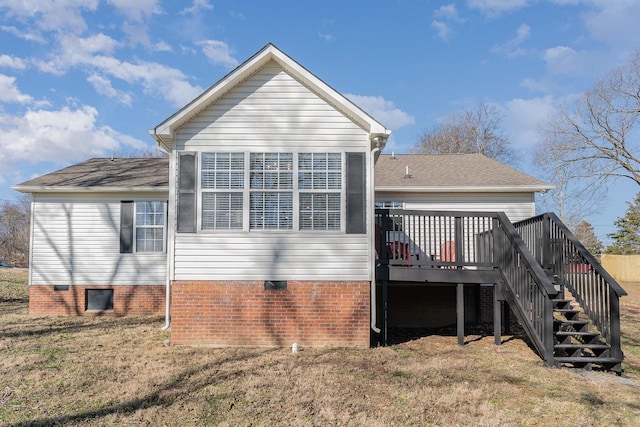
[573,220,604,256]
[607,192,640,254]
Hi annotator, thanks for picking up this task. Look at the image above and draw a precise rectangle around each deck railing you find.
[375,209,558,364]
[514,213,627,360]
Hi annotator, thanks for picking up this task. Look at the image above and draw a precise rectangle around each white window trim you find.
[134,200,167,253]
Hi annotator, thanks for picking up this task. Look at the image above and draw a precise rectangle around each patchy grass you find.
[0,269,639,426]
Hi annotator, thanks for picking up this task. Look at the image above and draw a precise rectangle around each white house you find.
[16,44,590,352]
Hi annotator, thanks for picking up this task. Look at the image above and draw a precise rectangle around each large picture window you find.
[197,152,345,232]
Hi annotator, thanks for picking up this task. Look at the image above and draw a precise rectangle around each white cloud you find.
[0,0,99,33]
[583,0,640,50]
[35,33,120,74]
[503,96,556,148]
[345,94,415,130]
[0,105,146,168]
[0,25,45,43]
[492,23,531,58]
[0,54,27,70]
[86,73,132,106]
[0,74,33,104]
[198,40,239,69]
[434,4,463,21]
[431,20,453,41]
[468,0,529,17]
[106,0,162,22]
[35,33,201,107]
[431,4,464,41]
[180,0,214,15]
[541,45,605,77]
[318,33,335,42]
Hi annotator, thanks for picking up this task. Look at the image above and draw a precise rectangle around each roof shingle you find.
[14,158,169,190]
[375,153,550,190]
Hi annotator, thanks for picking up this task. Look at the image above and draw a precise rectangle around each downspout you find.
[370,136,385,334]
[154,129,173,331]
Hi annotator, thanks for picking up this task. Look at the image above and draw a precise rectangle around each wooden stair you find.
[552,299,623,373]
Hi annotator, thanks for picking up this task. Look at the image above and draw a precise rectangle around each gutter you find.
[375,185,555,193]
[12,186,169,194]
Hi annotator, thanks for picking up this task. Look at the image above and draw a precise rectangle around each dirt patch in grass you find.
[1,269,639,426]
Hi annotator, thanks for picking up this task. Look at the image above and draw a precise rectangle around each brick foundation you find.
[29,285,165,316]
[170,280,370,347]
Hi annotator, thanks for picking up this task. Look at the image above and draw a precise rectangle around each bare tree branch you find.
[411,103,515,164]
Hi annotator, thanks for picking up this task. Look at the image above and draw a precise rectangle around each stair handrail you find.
[514,212,626,361]
[492,212,558,365]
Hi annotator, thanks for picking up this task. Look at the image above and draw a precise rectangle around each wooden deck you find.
[374,209,626,373]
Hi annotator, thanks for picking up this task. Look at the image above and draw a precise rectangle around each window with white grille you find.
[198,152,344,232]
[135,201,165,252]
[250,153,293,230]
[201,153,244,230]
[299,153,342,230]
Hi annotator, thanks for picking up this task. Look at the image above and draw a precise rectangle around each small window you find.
[135,201,166,252]
[86,289,114,311]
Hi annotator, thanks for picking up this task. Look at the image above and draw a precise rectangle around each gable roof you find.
[13,158,169,193]
[375,153,552,193]
[150,43,390,151]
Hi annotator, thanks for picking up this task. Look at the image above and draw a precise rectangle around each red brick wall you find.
[29,285,165,316]
[170,280,370,347]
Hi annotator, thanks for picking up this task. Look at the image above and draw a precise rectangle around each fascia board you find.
[270,49,389,137]
[12,186,169,194]
[375,185,555,193]
[152,45,276,141]
[151,44,390,146]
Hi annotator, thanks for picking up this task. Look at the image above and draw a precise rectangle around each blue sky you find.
[0,0,639,243]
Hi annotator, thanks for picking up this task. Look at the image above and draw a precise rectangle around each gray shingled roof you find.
[14,153,550,194]
[14,158,169,191]
[375,153,551,190]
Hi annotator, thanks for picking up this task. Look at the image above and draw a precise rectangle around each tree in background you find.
[572,220,604,257]
[607,192,640,255]
[534,152,604,229]
[537,51,640,207]
[412,103,515,164]
[0,196,31,267]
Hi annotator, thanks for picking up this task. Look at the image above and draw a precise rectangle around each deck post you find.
[382,279,388,346]
[457,282,464,345]
[494,283,502,345]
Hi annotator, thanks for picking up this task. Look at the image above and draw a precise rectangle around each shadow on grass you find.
[0,315,164,339]
[386,322,533,347]
[7,348,282,427]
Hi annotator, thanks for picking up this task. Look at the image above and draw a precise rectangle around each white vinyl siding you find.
[174,62,367,153]
[174,233,369,281]
[171,61,372,281]
[30,194,167,286]
[375,192,537,222]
